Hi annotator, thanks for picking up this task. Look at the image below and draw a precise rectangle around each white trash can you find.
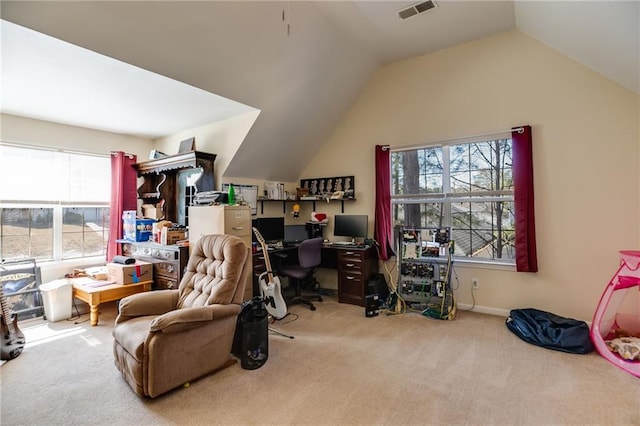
[40,279,73,322]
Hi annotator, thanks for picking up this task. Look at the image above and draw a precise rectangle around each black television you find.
[334,215,368,243]
[255,217,285,243]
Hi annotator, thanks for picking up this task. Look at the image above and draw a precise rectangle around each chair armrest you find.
[116,290,179,324]
[149,304,241,333]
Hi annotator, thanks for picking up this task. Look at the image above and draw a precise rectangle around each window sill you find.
[38,256,106,282]
[38,256,105,268]
[451,258,516,272]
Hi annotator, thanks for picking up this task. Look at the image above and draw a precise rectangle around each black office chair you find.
[279,237,323,311]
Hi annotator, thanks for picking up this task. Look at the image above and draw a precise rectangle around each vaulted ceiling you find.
[1,1,638,181]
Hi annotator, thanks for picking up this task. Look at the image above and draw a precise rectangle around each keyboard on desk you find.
[330,241,362,248]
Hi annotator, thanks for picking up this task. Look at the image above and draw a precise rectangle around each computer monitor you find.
[255,217,285,243]
[284,224,309,244]
[334,215,368,242]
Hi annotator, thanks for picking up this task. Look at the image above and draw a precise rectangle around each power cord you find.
[67,298,89,324]
[451,265,476,312]
[379,255,406,315]
[422,241,456,320]
[273,312,299,326]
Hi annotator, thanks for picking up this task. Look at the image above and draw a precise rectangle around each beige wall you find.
[0,113,154,158]
[154,110,260,189]
[304,30,640,321]
[155,110,311,224]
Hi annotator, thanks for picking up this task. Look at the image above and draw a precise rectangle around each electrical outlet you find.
[472,278,479,290]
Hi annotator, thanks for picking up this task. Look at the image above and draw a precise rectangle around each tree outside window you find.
[391,137,515,262]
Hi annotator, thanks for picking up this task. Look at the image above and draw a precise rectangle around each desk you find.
[253,244,378,307]
[71,280,153,326]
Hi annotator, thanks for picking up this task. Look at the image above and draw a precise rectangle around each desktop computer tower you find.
[365,294,380,317]
[307,222,324,239]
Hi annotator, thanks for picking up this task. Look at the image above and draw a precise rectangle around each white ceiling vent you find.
[398,1,438,20]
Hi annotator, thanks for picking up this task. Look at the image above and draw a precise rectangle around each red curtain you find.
[512,125,538,272]
[107,151,137,261]
[374,145,394,260]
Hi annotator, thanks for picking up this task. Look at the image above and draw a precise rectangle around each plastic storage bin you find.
[40,279,73,322]
[122,210,155,242]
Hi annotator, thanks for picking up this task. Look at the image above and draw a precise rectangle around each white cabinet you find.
[188,205,252,300]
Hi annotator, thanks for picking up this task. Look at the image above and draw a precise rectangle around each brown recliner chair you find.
[112,234,250,398]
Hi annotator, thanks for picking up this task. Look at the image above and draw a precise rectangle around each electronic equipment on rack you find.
[397,226,455,318]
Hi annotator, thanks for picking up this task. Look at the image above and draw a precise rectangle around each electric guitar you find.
[0,284,25,361]
[252,228,288,320]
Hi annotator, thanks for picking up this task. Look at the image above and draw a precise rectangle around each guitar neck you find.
[252,228,275,283]
[0,286,17,335]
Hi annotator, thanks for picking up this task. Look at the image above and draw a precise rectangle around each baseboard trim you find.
[457,304,593,326]
[457,303,510,317]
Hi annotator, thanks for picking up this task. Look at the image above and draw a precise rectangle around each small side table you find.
[71,280,153,326]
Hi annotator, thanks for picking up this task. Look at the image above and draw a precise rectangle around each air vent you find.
[398,1,438,20]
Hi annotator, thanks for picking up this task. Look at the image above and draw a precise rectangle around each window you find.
[391,136,515,263]
[0,144,110,262]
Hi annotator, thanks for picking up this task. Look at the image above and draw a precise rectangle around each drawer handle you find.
[346,275,355,280]
[346,263,355,267]
[345,251,355,255]
[232,226,244,230]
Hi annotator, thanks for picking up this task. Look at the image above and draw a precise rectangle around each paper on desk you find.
[74,277,116,287]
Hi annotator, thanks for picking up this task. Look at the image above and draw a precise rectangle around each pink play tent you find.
[591,250,640,377]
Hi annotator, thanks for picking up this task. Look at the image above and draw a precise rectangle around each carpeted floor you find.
[1,296,638,426]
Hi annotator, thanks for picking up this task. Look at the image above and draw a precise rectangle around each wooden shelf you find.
[133,151,216,175]
[133,150,216,226]
[257,198,356,214]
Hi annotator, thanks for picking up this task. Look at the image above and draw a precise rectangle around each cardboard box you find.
[142,204,164,220]
[161,229,187,245]
[122,211,155,242]
[107,261,153,285]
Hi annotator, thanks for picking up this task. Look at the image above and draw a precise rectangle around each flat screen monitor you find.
[256,217,285,243]
[284,224,309,243]
[334,215,368,241]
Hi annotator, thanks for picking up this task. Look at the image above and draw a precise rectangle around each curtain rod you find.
[391,127,524,152]
[110,151,135,159]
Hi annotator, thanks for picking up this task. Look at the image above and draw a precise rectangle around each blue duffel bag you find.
[506,308,594,354]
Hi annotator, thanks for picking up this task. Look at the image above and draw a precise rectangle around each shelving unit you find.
[257,198,356,214]
[397,226,456,319]
[133,150,216,226]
